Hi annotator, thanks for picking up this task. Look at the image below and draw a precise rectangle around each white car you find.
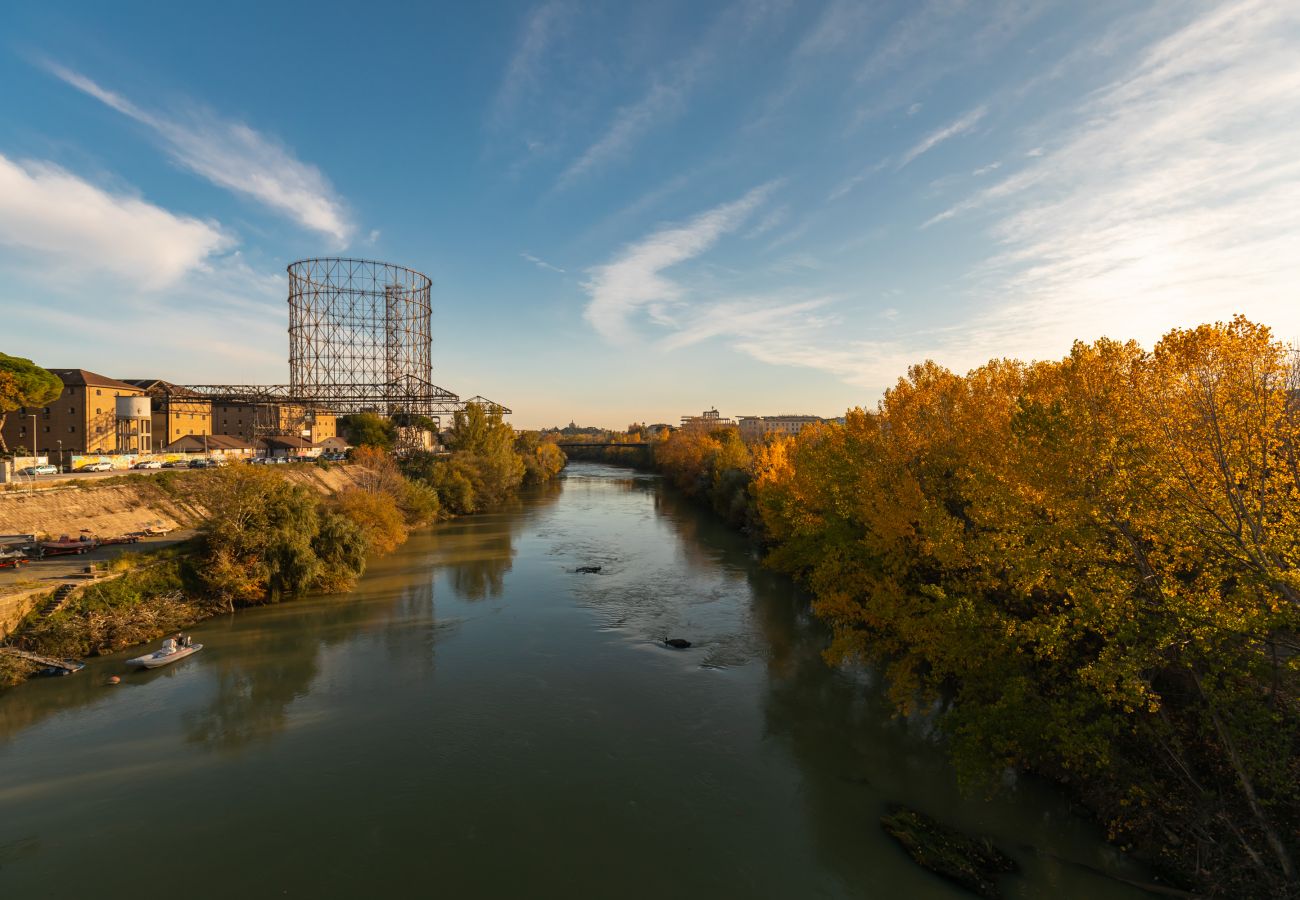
[20,464,58,476]
[132,460,162,469]
[82,461,114,472]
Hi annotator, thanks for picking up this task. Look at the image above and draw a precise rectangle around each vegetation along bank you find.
[1,403,564,687]
[638,317,1298,899]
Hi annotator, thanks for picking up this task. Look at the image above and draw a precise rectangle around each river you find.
[0,463,1152,898]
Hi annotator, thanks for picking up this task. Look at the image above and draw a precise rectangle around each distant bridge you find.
[556,442,653,454]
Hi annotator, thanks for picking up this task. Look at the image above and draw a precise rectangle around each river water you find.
[0,463,1152,898]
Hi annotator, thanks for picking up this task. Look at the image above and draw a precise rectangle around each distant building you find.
[680,408,734,433]
[122,379,213,444]
[317,435,351,453]
[736,414,826,443]
[0,368,145,457]
[259,435,321,459]
[163,433,257,457]
[646,423,675,437]
[212,402,336,443]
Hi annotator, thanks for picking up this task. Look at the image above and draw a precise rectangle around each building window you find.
[69,407,75,414]
[44,426,50,433]
[69,426,75,433]
[97,408,102,415]
[97,389,102,396]
[43,407,50,414]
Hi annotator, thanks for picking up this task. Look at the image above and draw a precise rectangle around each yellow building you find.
[123,380,214,444]
[213,402,336,442]
[1,369,145,459]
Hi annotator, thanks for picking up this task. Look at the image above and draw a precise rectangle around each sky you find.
[1,0,1298,430]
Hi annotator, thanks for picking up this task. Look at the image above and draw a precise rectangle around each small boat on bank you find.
[39,535,99,556]
[127,636,202,669]
[37,660,85,677]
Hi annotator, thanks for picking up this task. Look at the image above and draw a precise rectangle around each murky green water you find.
[0,463,1151,898]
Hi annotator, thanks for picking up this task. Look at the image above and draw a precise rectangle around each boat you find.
[37,660,85,677]
[126,637,203,669]
[98,534,142,546]
[39,535,99,555]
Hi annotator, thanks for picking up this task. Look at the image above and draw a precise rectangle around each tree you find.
[197,465,324,605]
[0,353,61,454]
[340,412,396,449]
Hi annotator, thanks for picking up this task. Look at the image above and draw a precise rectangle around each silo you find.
[116,395,153,455]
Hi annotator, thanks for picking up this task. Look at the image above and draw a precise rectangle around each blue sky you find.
[1,1,1297,429]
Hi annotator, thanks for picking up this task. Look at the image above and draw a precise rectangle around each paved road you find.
[0,531,197,592]
[7,467,169,488]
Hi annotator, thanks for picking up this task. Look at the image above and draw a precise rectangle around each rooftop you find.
[48,369,141,393]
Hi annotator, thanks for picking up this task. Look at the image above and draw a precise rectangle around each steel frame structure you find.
[172,257,508,440]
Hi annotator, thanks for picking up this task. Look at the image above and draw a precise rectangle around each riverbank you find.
[0,462,1159,899]
[2,416,567,688]
[638,319,1300,899]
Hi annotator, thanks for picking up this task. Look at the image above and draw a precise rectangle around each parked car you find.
[161,459,190,468]
[188,458,217,468]
[132,460,162,469]
[19,464,58,476]
[82,461,114,472]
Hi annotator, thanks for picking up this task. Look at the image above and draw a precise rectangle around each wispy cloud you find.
[827,158,888,201]
[897,105,987,169]
[521,251,566,273]
[792,0,1300,394]
[745,205,788,239]
[556,2,787,190]
[43,62,354,245]
[0,153,229,289]
[491,1,573,126]
[659,296,832,352]
[850,0,1044,125]
[582,183,777,343]
[557,81,687,190]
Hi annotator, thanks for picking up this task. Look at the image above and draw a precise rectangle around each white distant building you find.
[736,414,826,443]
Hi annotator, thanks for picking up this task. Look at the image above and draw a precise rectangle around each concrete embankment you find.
[0,464,366,637]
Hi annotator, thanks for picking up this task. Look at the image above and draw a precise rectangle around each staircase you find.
[38,583,78,619]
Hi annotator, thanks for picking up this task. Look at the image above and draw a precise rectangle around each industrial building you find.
[122,379,214,443]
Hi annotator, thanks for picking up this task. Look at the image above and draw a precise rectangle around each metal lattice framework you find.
[289,258,432,407]
[172,257,509,439]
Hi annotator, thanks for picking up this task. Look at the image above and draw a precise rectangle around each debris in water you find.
[881,805,1018,899]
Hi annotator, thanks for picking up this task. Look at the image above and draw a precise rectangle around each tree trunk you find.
[1192,668,1295,882]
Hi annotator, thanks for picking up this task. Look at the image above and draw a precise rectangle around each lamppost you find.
[57,439,63,473]
[29,413,37,494]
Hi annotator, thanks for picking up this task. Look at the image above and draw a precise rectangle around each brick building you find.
[1,369,145,458]
[212,402,336,443]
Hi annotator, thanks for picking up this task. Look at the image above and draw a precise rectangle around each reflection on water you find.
[0,464,1149,899]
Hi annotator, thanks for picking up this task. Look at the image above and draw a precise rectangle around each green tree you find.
[197,465,326,605]
[0,353,61,454]
[340,412,396,449]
